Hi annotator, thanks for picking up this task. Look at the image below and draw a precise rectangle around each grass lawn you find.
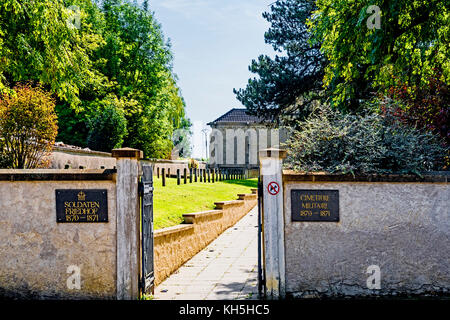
[152,177,258,230]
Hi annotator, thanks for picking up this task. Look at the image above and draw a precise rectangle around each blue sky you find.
[148,0,275,158]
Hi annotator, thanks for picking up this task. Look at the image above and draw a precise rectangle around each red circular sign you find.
[267,182,280,195]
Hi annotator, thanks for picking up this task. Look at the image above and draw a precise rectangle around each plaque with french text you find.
[291,189,339,222]
[56,189,108,223]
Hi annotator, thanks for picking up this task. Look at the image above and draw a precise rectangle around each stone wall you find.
[0,171,117,299]
[282,172,450,298]
[153,190,257,285]
[50,147,116,169]
[50,146,206,174]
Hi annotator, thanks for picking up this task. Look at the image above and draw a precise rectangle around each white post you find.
[259,148,286,299]
[112,148,143,300]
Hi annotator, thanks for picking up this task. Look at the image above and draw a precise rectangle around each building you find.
[207,108,286,172]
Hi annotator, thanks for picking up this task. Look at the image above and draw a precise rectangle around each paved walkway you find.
[154,206,259,300]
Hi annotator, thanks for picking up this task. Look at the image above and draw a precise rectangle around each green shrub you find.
[55,102,93,148]
[0,148,13,168]
[86,101,127,153]
[283,105,446,175]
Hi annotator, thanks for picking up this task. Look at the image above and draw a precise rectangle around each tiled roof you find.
[208,108,265,124]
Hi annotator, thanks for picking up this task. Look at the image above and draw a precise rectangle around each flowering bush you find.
[188,158,199,169]
[0,83,58,168]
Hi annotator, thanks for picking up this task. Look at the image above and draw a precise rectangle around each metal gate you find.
[139,164,154,294]
[257,174,265,298]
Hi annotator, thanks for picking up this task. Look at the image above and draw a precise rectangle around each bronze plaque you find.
[291,189,339,222]
[56,189,108,223]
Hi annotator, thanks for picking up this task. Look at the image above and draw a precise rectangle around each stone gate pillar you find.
[259,148,287,299]
[112,147,143,300]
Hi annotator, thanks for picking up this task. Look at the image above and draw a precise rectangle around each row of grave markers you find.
[156,167,245,186]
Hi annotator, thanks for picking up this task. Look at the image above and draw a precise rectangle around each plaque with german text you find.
[291,189,339,222]
[56,189,108,223]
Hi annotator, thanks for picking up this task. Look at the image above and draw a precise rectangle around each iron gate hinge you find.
[138,181,144,196]
[139,181,154,196]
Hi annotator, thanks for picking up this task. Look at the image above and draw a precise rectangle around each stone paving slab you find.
[154,206,259,300]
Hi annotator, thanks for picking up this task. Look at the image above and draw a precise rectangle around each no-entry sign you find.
[267,182,280,195]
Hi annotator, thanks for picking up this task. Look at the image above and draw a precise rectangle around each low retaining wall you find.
[153,189,258,285]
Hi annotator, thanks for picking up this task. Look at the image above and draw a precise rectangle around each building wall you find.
[283,180,450,298]
[209,124,286,169]
[0,175,117,299]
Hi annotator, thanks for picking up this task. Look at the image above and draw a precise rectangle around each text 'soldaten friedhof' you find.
[55,189,108,223]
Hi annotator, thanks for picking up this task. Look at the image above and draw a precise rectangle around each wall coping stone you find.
[237,193,257,200]
[0,169,116,181]
[182,210,223,224]
[154,224,194,237]
[282,170,450,183]
[214,199,244,209]
[112,148,143,159]
[53,145,112,157]
[259,148,287,159]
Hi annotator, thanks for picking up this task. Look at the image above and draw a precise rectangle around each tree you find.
[97,0,188,157]
[234,0,325,123]
[86,97,127,152]
[0,83,58,168]
[380,68,449,147]
[0,0,190,158]
[308,0,450,110]
[0,0,109,146]
[377,68,449,168]
[0,0,104,108]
